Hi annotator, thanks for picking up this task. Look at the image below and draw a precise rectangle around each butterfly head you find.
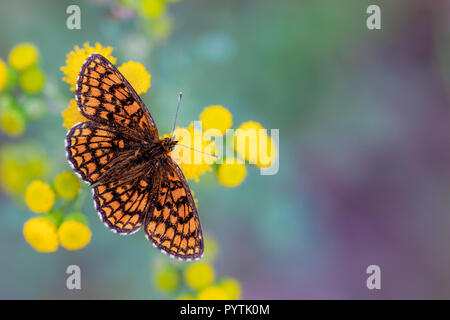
[162,137,178,152]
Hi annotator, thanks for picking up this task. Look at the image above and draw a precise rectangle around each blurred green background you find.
[1,0,450,299]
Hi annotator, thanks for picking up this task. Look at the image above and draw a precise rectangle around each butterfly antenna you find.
[170,92,183,140]
[176,143,218,159]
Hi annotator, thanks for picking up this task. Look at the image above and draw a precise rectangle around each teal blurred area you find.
[0,0,450,299]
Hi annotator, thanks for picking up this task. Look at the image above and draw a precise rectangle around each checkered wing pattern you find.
[144,159,204,260]
[76,53,158,137]
[66,121,126,185]
[66,53,204,260]
[92,178,154,234]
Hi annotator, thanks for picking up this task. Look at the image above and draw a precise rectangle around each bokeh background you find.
[0,0,450,299]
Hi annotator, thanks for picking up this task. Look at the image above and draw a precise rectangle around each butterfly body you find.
[66,54,203,260]
[94,134,177,187]
[142,137,178,162]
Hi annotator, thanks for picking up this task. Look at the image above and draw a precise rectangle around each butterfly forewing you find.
[76,53,158,137]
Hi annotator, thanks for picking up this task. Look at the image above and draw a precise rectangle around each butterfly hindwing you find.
[66,121,127,185]
[144,158,204,260]
[93,178,153,234]
[76,53,158,136]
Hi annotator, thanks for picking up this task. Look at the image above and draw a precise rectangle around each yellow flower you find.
[62,99,88,130]
[141,0,166,18]
[219,277,242,300]
[154,266,180,293]
[217,162,246,188]
[0,58,7,91]
[199,105,232,135]
[61,42,116,90]
[25,180,55,213]
[19,68,45,94]
[0,103,26,137]
[118,61,151,95]
[185,262,215,291]
[177,293,195,300]
[234,121,276,168]
[197,286,229,300]
[54,171,80,200]
[58,213,91,250]
[166,123,216,182]
[8,43,39,71]
[23,217,58,253]
[234,121,263,165]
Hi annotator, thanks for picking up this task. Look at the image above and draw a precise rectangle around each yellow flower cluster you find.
[152,234,242,299]
[195,105,276,188]
[235,120,277,169]
[166,123,216,182]
[61,42,116,91]
[22,171,90,253]
[0,43,47,137]
[9,43,45,94]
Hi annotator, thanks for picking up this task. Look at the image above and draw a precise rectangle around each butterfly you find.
[65,53,203,261]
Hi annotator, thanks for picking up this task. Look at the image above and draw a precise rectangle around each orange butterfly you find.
[65,54,203,260]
